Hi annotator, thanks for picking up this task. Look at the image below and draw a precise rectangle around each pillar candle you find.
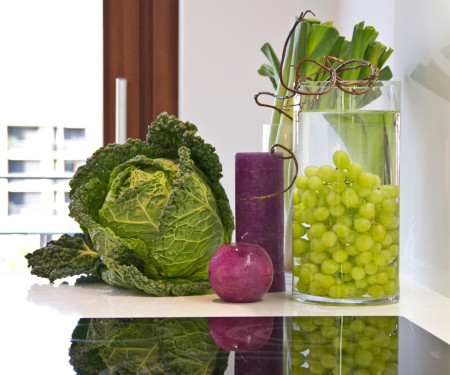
[235,153,285,293]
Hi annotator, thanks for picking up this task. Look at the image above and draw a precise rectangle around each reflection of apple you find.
[208,317,274,352]
[208,242,273,303]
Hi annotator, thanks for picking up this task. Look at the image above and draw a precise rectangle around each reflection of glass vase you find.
[289,316,399,375]
[291,81,401,304]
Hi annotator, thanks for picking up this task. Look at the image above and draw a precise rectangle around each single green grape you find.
[359,202,376,219]
[356,251,373,265]
[376,272,389,284]
[341,188,359,208]
[292,189,302,205]
[373,252,387,267]
[380,233,393,248]
[371,224,387,242]
[293,238,309,257]
[321,231,338,247]
[381,198,398,213]
[333,222,350,238]
[351,266,366,280]
[308,175,324,191]
[299,266,314,284]
[364,263,378,275]
[354,217,372,233]
[318,165,336,183]
[309,281,323,296]
[333,150,351,169]
[313,206,329,221]
[355,234,375,251]
[321,259,339,275]
[350,319,366,333]
[292,206,304,223]
[332,248,348,263]
[326,190,341,206]
[319,274,335,288]
[366,189,384,203]
[354,183,372,198]
[295,175,309,189]
[308,223,327,239]
[320,325,339,339]
[359,172,380,189]
[305,165,320,177]
[293,222,307,238]
[302,189,318,208]
[379,213,399,230]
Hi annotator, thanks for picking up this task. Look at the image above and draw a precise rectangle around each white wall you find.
[180,0,450,298]
[394,0,450,298]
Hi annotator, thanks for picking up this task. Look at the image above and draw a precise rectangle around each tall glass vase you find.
[291,81,401,304]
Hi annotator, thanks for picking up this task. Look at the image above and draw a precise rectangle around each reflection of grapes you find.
[292,151,399,300]
[291,316,398,375]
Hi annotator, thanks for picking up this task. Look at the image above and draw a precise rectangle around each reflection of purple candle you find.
[235,153,285,293]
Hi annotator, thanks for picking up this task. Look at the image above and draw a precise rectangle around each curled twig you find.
[246,144,298,201]
[254,91,294,121]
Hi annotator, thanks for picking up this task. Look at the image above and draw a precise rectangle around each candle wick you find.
[240,232,249,241]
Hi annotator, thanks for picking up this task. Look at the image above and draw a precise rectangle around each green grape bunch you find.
[291,316,399,375]
[292,150,399,300]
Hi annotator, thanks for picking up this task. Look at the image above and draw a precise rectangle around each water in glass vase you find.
[292,110,400,304]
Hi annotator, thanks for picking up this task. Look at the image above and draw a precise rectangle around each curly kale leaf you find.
[25,234,101,282]
[147,113,234,243]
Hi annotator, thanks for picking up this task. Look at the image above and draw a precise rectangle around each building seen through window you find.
[0,124,95,272]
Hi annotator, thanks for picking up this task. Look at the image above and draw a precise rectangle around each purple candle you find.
[235,153,285,293]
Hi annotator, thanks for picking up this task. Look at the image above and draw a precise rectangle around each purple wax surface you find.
[235,153,285,292]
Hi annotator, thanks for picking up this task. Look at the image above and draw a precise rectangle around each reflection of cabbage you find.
[26,113,234,296]
[69,318,230,375]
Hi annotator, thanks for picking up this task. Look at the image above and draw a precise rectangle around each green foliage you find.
[69,318,229,375]
[26,113,234,296]
[25,234,101,282]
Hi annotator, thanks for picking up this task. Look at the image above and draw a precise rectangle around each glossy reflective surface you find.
[23,316,448,374]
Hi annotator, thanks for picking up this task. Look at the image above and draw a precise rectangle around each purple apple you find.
[208,316,273,351]
[208,242,274,303]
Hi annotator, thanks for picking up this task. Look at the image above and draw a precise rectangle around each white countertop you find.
[3,272,449,342]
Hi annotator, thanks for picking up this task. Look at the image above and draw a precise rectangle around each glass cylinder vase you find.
[291,81,401,304]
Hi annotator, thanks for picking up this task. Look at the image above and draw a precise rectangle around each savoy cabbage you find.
[26,113,234,296]
[69,318,230,374]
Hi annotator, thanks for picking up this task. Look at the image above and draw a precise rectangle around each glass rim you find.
[297,80,401,88]
[295,80,401,96]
